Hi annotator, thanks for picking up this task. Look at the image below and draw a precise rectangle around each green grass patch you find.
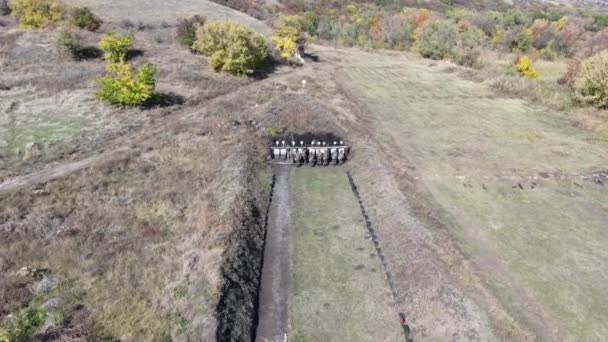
[288,168,399,341]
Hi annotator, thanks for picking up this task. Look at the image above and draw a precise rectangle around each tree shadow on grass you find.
[251,58,278,80]
[142,92,185,109]
[126,49,144,61]
[73,46,102,60]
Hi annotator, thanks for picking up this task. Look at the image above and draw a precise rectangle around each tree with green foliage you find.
[418,20,457,60]
[96,61,158,106]
[8,0,63,29]
[69,6,102,31]
[192,21,267,76]
[99,32,133,62]
[574,51,608,108]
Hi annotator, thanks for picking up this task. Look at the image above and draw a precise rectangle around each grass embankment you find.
[335,49,608,340]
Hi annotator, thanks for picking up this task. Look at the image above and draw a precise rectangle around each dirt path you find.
[62,0,272,35]
[0,149,132,194]
[256,165,290,342]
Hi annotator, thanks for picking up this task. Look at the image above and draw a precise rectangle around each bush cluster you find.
[8,0,63,29]
[99,32,133,62]
[96,61,158,106]
[573,51,608,108]
[192,21,267,76]
[69,6,101,31]
[418,20,457,60]
[176,14,205,49]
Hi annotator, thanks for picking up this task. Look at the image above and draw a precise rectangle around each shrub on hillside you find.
[558,59,581,86]
[445,7,477,23]
[379,12,413,49]
[8,0,63,29]
[500,9,531,28]
[57,27,101,60]
[176,14,205,49]
[573,51,608,108]
[272,15,306,60]
[192,21,267,76]
[57,28,79,57]
[316,15,339,41]
[418,20,457,60]
[69,6,102,31]
[515,56,539,79]
[585,15,608,32]
[99,32,133,62]
[471,14,497,37]
[96,61,158,106]
[510,28,532,52]
[459,25,486,49]
[301,11,319,37]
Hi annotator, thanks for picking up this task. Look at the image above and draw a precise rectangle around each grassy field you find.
[330,48,608,341]
[288,168,400,341]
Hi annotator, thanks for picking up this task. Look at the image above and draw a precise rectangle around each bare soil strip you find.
[256,165,290,342]
[0,148,130,194]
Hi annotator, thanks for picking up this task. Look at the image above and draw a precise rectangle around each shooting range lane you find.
[291,168,399,340]
[255,165,291,342]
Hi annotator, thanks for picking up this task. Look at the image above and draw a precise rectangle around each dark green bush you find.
[586,15,608,32]
[508,28,532,52]
[176,14,205,48]
[69,6,102,31]
[500,9,531,28]
[418,20,457,60]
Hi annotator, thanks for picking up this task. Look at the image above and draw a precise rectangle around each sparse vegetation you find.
[0,306,47,342]
[99,32,133,62]
[176,14,205,49]
[8,0,63,29]
[96,61,157,106]
[192,21,267,76]
[69,6,102,31]
[574,51,608,108]
[56,27,79,57]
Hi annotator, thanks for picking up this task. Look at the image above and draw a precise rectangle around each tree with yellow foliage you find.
[8,0,63,29]
[272,15,307,64]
